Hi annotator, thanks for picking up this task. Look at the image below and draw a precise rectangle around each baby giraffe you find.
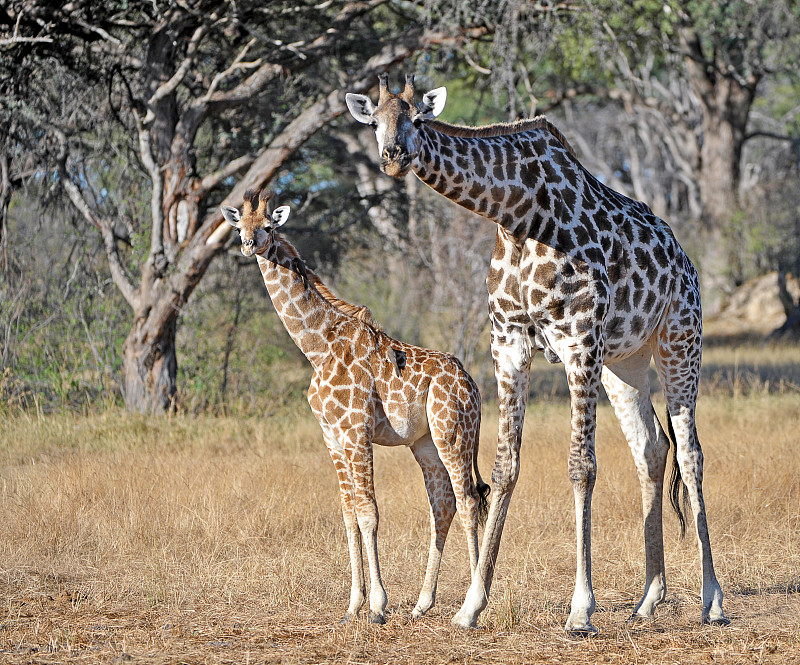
[221,189,489,624]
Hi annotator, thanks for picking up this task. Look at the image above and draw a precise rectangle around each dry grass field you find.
[1,345,799,663]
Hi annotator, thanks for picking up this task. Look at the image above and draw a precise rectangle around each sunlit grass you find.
[1,378,798,662]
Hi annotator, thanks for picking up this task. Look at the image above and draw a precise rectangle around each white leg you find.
[653,300,728,626]
[602,351,668,621]
[452,332,531,628]
[664,404,728,625]
[425,381,483,577]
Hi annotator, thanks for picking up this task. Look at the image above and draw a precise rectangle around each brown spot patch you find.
[533,262,558,289]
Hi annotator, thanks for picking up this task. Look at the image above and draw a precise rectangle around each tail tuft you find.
[476,479,491,527]
[665,408,689,539]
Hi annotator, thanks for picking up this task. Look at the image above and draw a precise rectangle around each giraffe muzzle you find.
[380,147,413,178]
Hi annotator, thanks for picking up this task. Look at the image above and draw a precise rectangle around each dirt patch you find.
[2,577,799,664]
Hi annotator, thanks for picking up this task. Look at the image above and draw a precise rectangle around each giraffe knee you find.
[492,451,520,493]
[355,503,379,532]
[568,452,597,491]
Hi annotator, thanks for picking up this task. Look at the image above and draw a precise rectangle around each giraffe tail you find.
[474,463,491,527]
[472,410,490,527]
[665,407,689,539]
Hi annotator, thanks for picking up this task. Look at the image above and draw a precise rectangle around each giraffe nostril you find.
[383,146,403,161]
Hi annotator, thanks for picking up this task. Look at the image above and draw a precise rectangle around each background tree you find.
[0,0,488,412]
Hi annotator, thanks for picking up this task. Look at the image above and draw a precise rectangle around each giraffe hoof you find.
[411,601,434,620]
[565,626,598,638]
[564,620,598,638]
[626,613,651,625]
[703,615,731,627]
[339,612,355,626]
[369,611,386,625]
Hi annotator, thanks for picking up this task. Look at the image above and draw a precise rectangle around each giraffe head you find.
[220,189,290,257]
[346,73,447,178]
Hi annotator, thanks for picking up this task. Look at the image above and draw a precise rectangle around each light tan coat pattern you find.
[221,190,489,623]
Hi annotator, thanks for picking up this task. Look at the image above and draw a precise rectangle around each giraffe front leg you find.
[452,333,531,629]
[410,435,456,619]
[319,425,366,623]
[341,427,388,624]
[564,356,602,636]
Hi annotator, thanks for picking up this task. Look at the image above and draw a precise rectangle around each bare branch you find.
[147,21,211,109]
[202,24,488,247]
[74,18,122,46]
[58,161,139,309]
[132,112,165,260]
[198,38,260,103]
[200,60,284,107]
[0,36,54,46]
[196,1,396,111]
[744,130,796,142]
[196,154,257,197]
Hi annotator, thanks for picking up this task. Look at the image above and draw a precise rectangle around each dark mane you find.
[274,233,384,332]
[426,115,578,158]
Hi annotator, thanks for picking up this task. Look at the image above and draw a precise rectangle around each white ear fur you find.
[419,86,447,118]
[346,93,377,124]
[221,205,241,227]
[271,205,290,228]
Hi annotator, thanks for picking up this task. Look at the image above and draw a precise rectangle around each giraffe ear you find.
[221,205,241,227]
[418,86,447,119]
[346,93,376,125]
[270,205,290,229]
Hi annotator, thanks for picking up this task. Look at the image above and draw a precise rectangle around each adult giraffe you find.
[346,74,728,633]
[221,189,489,624]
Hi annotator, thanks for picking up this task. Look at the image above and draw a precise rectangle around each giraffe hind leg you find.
[653,302,728,626]
[409,434,456,619]
[426,399,483,577]
[602,350,668,622]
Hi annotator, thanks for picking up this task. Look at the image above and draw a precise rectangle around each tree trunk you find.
[121,305,178,414]
[768,272,800,341]
[679,27,758,310]
[693,78,755,226]
[0,149,11,272]
[767,304,800,341]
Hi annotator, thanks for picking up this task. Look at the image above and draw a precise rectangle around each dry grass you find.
[1,387,799,663]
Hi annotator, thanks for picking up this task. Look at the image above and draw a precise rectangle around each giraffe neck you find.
[413,121,575,239]
[255,235,346,369]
